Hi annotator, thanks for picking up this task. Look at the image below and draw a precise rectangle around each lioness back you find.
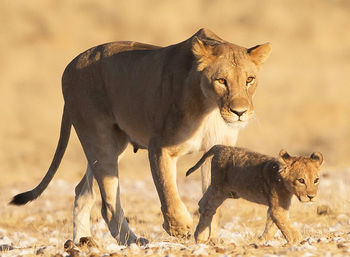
[69,41,161,70]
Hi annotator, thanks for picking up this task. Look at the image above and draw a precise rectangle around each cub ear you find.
[192,36,216,71]
[310,152,324,167]
[248,43,272,67]
[271,162,281,173]
[279,149,292,165]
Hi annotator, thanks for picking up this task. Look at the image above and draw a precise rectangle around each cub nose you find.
[230,108,247,117]
[307,194,315,200]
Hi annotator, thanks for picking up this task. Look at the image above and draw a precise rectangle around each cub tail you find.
[186,145,219,176]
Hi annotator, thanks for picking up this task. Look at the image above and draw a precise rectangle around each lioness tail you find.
[10,105,72,205]
[186,145,218,176]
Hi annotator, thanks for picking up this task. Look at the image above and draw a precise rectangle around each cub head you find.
[278,149,324,202]
[192,29,272,128]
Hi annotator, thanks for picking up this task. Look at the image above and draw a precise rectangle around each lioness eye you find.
[217,78,227,85]
[246,76,255,85]
[297,178,305,184]
[314,178,319,184]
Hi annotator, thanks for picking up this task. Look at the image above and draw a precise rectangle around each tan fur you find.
[10,29,271,245]
[186,145,323,245]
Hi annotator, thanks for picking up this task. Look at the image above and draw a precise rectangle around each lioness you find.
[10,29,271,245]
[186,145,323,245]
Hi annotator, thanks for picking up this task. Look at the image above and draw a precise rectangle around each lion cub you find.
[186,145,323,245]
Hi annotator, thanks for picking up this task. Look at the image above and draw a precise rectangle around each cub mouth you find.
[297,195,314,203]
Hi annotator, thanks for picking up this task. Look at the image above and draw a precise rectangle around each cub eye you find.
[246,76,255,86]
[314,178,319,184]
[297,178,305,184]
[217,78,227,85]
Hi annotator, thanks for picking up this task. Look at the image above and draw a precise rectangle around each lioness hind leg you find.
[73,165,96,244]
[93,130,148,246]
[74,119,147,245]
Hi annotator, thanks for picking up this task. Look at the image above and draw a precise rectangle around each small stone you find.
[249,243,259,249]
[64,239,75,251]
[300,240,307,245]
[78,237,98,248]
[36,246,46,255]
[317,237,328,243]
[317,205,332,215]
[214,246,226,253]
[337,242,348,249]
[67,248,80,257]
[0,244,14,251]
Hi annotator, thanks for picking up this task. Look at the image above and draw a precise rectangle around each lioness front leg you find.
[270,207,302,245]
[148,145,192,237]
[195,186,227,243]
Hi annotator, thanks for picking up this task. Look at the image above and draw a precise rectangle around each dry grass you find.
[1,0,350,256]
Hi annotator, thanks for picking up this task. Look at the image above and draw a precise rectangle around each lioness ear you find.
[192,36,215,71]
[310,152,324,167]
[248,43,272,67]
[279,149,292,165]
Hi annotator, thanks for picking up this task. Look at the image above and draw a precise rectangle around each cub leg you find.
[270,206,302,245]
[148,144,193,238]
[73,165,96,244]
[194,185,227,243]
[200,160,221,237]
[259,208,278,241]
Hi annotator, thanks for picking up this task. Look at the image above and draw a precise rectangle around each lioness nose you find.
[230,108,247,117]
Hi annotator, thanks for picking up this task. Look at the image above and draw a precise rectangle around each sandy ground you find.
[1,157,350,256]
[1,0,350,256]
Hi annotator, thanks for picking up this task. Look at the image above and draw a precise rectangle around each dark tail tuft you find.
[9,105,71,206]
[9,191,36,205]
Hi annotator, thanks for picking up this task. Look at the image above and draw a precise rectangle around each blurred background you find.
[1,0,350,187]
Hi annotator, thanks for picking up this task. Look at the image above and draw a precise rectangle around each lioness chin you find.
[186,145,323,245]
[10,29,271,245]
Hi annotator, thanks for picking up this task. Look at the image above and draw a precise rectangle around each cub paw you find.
[194,227,211,244]
[286,231,302,245]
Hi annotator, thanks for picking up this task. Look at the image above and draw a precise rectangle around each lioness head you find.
[192,29,272,128]
[278,150,324,202]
